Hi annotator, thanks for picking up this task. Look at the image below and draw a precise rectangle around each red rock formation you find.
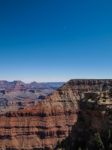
[0,79,112,149]
[0,80,78,149]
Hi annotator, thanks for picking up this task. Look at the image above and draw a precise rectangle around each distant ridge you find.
[0,80,64,91]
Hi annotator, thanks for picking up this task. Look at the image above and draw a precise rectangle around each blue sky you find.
[0,0,112,82]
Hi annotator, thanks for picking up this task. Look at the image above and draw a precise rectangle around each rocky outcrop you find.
[0,79,112,149]
[55,80,112,150]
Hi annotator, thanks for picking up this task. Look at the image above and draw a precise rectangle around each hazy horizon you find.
[1,78,112,83]
[0,0,112,81]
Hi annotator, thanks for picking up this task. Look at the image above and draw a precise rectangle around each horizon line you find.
[0,78,112,84]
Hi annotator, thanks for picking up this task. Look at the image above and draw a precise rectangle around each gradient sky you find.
[0,0,112,82]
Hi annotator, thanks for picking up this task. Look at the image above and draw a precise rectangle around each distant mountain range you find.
[0,80,64,91]
[0,80,64,112]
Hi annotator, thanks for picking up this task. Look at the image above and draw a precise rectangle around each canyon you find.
[0,81,64,113]
[0,79,112,149]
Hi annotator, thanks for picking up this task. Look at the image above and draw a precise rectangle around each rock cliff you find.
[0,79,112,149]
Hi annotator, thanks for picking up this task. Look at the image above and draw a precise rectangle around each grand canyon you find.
[1,0,111,149]
[0,79,112,149]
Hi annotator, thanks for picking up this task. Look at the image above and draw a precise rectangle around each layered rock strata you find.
[0,79,112,149]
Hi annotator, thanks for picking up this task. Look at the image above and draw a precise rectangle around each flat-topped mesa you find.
[0,79,112,149]
[68,79,112,87]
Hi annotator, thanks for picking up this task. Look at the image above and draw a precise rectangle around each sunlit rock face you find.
[0,79,112,149]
